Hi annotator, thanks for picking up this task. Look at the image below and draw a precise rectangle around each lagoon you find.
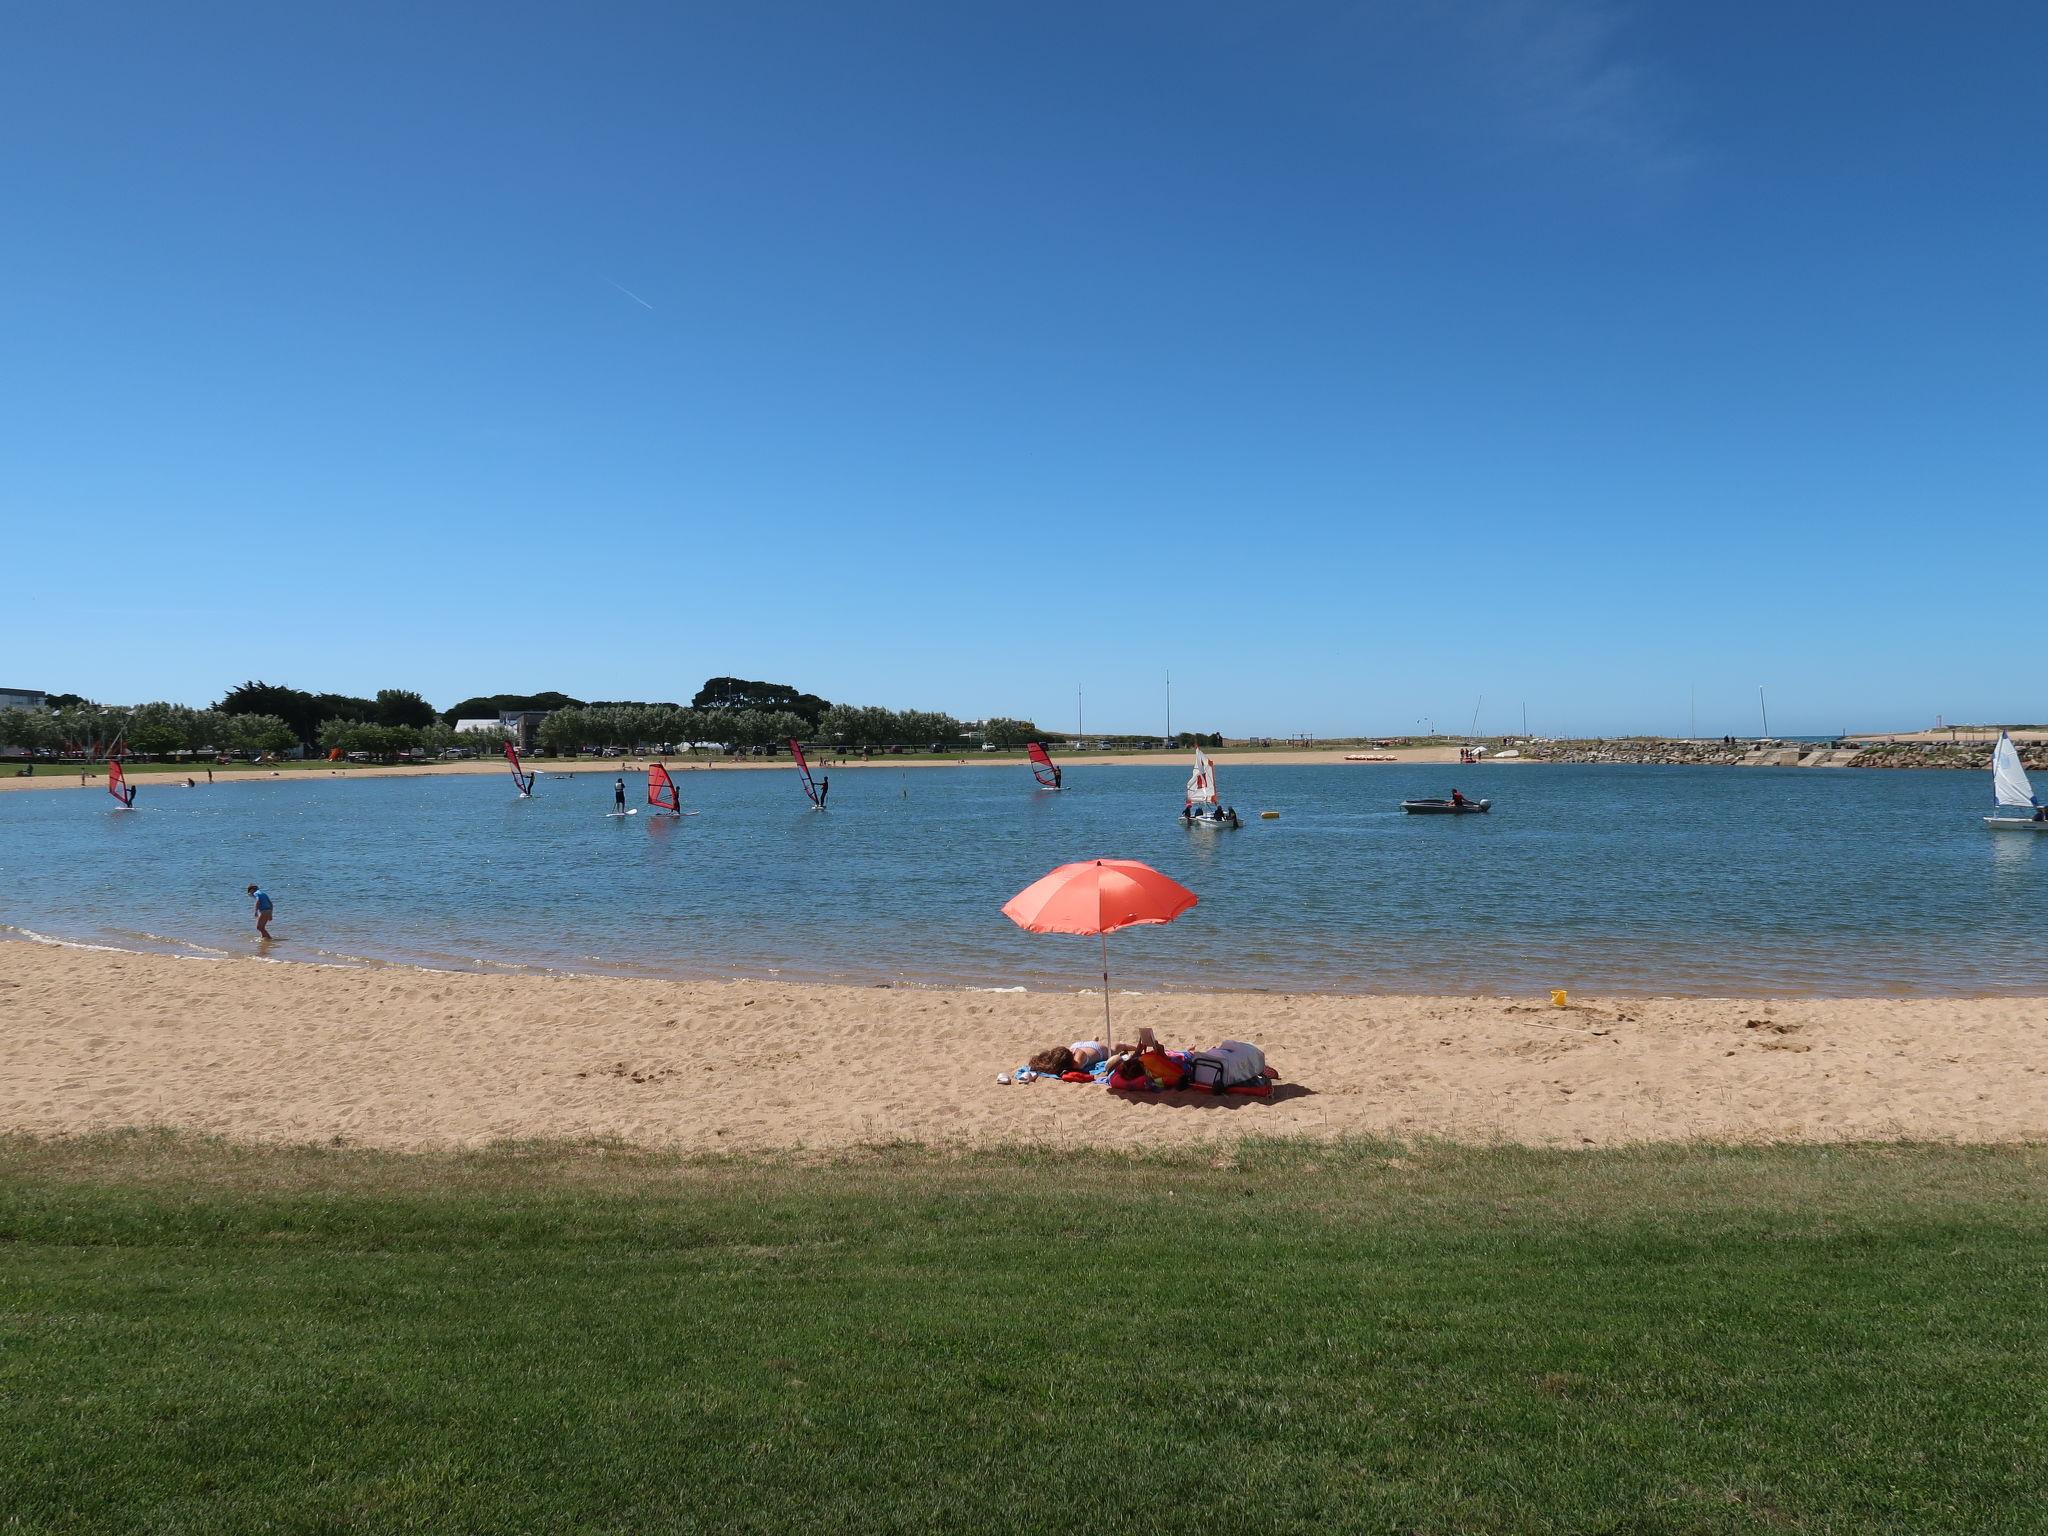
[1,763,2043,996]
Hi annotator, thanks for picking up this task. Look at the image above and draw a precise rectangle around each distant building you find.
[453,711,549,751]
[499,711,549,751]
[0,687,47,712]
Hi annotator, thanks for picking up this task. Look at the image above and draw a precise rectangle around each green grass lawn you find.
[2,1135,2040,1534]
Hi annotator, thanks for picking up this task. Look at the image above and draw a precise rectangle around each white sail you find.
[1185,747,1219,806]
[1992,732,2036,808]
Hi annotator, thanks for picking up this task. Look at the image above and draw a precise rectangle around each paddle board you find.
[606,809,638,818]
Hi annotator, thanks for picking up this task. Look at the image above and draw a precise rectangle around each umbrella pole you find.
[1101,930,1111,1041]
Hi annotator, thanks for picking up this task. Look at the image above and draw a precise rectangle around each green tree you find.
[981,717,1038,748]
[374,689,437,729]
[440,692,584,726]
[900,711,963,751]
[0,708,56,753]
[217,681,321,743]
[691,678,831,729]
[310,693,376,725]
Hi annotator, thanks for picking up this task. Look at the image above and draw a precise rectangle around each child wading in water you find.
[246,884,274,939]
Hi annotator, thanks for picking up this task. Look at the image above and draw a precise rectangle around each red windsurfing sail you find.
[108,759,135,807]
[1026,742,1061,788]
[648,761,680,814]
[504,740,534,795]
[788,738,822,807]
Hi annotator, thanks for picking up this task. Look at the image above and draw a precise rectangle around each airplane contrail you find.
[607,279,654,310]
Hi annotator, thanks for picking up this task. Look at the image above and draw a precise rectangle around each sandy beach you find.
[3,941,2040,1152]
[0,744,1470,794]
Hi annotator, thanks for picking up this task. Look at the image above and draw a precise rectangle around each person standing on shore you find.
[246,884,274,939]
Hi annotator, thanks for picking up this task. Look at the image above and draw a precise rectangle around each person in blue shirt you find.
[245,883,274,939]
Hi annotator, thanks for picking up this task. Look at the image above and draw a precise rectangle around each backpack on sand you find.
[1186,1040,1266,1093]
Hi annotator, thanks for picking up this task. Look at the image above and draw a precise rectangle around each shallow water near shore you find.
[2,763,2043,995]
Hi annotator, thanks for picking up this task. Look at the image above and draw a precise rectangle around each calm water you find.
[1,764,2043,995]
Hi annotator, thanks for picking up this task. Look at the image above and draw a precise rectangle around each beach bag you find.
[1187,1040,1265,1093]
[1138,1048,1185,1090]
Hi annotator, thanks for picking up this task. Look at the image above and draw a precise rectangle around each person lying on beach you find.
[1026,1039,1129,1076]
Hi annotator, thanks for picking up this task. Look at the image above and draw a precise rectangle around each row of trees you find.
[0,703,298,758]
[535,706,810,756]
[316,718,510,760]
[529,703,1050,755]
[217,681,438,741]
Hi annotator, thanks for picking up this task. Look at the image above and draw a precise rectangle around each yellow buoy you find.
[1260,810,1279,819]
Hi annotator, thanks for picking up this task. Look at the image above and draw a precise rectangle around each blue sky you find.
[5,2,2043,737]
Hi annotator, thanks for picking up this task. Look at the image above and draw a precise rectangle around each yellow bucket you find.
[1550,989,1568,1008]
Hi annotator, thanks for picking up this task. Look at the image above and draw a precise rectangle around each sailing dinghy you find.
[1984,732,2047,830]
[1181,747,1237,827]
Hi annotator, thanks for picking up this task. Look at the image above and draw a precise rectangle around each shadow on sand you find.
[1108,1082,1314,1112]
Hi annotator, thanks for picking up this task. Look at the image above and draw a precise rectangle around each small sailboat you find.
[1984,732,2047,831]
[1026,741,1062,789]
[1181,747,1239,828]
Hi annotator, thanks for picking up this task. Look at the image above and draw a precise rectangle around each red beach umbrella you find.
[1002,859,1197,1037]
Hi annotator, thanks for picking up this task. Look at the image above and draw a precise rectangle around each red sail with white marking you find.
[504,740,534,795]
[789,738,822,807]
[648,761,680,814]
[1185,747,1218,807]
[1026,742,1060,788]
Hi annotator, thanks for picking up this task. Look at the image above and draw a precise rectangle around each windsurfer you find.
[818,773,829,808]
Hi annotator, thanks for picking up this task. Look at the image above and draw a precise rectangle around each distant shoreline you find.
[4,735,2033,794]
[0,745,1464,792]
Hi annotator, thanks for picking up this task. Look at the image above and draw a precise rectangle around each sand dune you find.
[2,942,2040,1152]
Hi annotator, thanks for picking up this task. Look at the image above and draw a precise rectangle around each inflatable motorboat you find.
[1400,798,1491,815]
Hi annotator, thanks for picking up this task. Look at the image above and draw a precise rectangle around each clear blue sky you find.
[6,2,2042,737]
